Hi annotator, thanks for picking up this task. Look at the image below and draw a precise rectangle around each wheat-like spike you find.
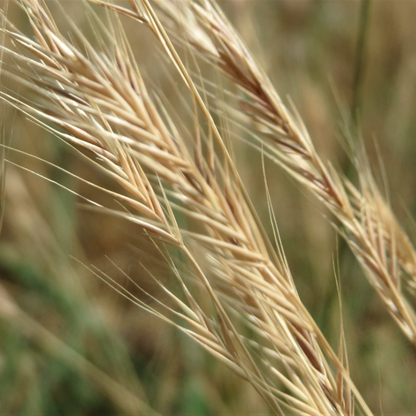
[0,0,372,413]
[127,0,416,345]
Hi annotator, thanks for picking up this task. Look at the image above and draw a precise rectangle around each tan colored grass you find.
[117,0,416,345]
[0,0,390,414]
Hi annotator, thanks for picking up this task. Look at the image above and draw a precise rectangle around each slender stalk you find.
[0,0,373,413]
[134,0,416,345]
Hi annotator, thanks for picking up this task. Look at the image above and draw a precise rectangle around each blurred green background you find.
[1,0,416,414]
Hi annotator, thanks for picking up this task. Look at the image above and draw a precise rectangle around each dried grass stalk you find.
[114,0,416,345]
[0,0,378,414]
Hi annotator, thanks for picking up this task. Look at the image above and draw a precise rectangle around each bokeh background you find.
[1,0,416,414]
